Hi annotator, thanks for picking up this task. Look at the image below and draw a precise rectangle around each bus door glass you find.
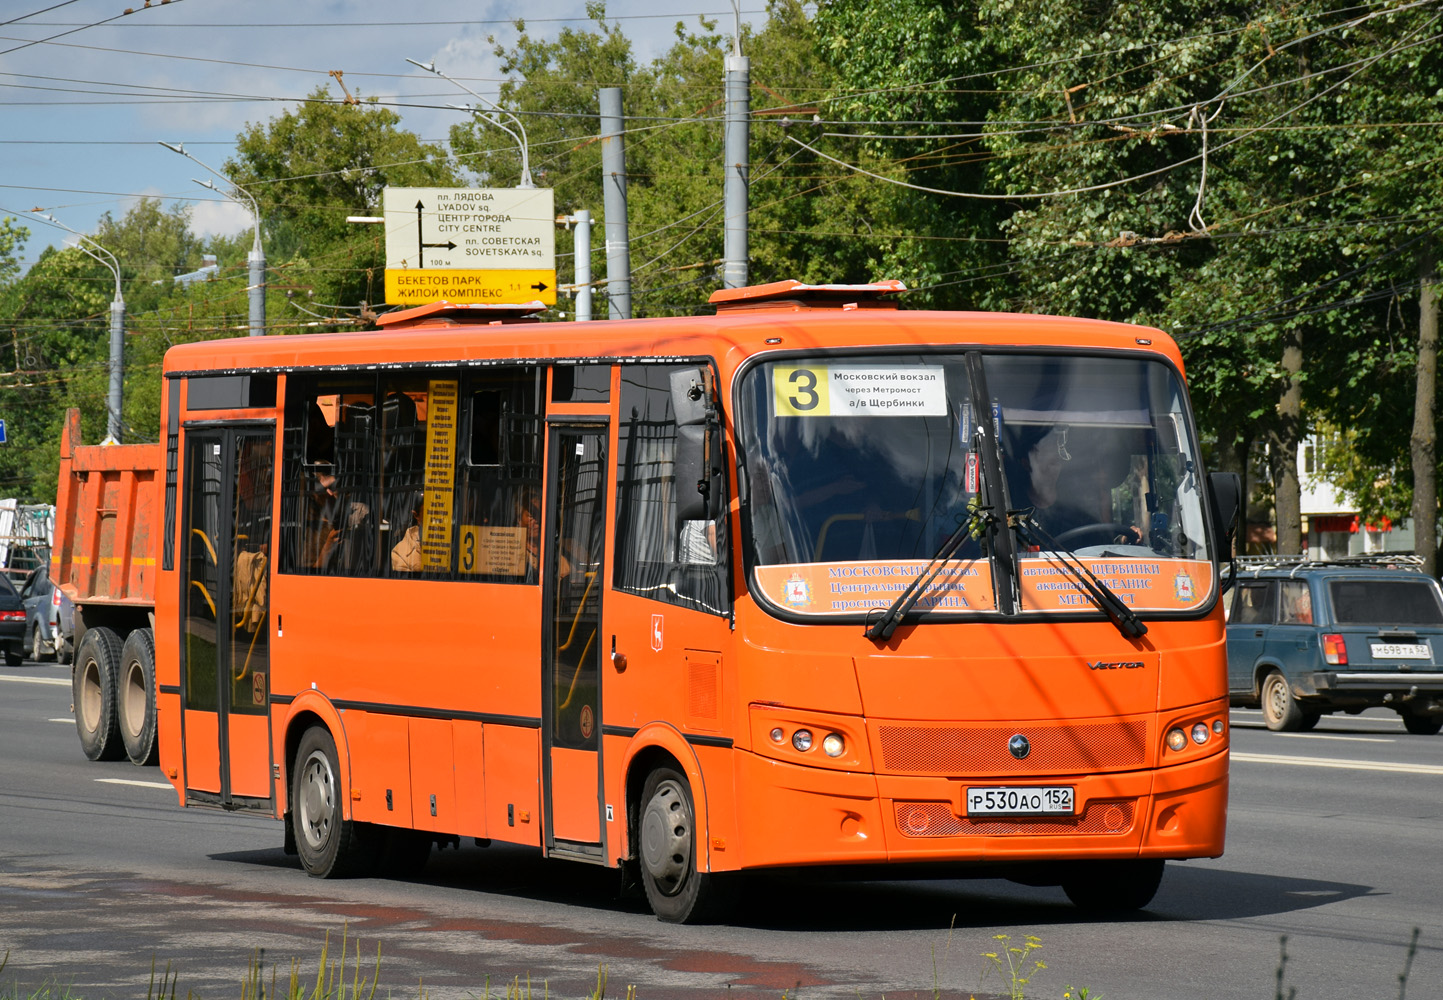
[180,425,274,805]
[543,422,609,850]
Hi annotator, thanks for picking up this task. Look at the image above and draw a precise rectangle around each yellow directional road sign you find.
[384,268,558,306]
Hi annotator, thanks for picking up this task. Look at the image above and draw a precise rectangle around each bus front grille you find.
[876,719,1148,775]
[892,799,1136,838]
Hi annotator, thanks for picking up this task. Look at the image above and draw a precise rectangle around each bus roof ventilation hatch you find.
[709,279,906,314]
[374,299,548,329]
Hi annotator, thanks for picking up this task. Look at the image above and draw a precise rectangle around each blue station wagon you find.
[1227,555,1443,733]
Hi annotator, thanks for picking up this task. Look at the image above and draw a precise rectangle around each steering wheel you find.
[1051,522,1133,549]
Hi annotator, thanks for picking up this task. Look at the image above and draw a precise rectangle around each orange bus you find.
[150,279,1238,922]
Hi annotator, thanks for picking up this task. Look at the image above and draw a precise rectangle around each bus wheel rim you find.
[641,779,691,894]
[299,750,334,850]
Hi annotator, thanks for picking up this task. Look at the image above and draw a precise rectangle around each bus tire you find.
[73,627,124,761]
[1062,859,1165,913]
[291,726,377,878]
[1260,670,1306,732]
[118,628,158,766]
[637,766,727,924]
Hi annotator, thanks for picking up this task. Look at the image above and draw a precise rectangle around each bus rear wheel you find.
[73,627,124,761]
[1061,859,1165,913]
[291,727,377,878]
[637,767,726,924]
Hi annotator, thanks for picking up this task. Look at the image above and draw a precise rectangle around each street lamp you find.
[34,212,125,444]
[159,141,267,336]
[406,58,534,188]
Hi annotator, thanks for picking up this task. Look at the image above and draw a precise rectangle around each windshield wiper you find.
[864,501,995,642]
[1013,513,1148,640]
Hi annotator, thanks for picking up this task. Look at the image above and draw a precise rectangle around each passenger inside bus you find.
[1011,423,1142,549]
[390,491,423,572]
[1012,424,1095,541]
[304,461,371,573]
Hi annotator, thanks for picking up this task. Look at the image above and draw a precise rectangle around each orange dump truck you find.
[52,407,163,765]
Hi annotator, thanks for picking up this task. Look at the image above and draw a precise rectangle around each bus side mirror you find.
[1207,471,1240,561]
[670,368,710,427]
[675,423,721,522]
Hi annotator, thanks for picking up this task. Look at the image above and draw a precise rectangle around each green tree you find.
[227,86,462,312]
[457,0,902,319]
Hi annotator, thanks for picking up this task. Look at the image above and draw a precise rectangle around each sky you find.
[0,0,769,265]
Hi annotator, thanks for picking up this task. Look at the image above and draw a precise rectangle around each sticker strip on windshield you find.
[773,365,948,417]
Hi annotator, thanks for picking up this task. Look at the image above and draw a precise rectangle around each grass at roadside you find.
[0,925,1426,1000]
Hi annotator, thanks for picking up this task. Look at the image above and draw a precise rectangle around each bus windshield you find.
[738,351,1214,619]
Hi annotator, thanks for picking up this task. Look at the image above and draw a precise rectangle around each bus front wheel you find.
[638,766,725,923]
[291,727,377,878]
[1061,859,1165,913]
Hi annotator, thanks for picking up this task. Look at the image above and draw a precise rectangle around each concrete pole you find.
[106,297,125,443]
[599,88,632,320]
[572,209,593,322]
[723,53,750,289]
[248,242,266,336]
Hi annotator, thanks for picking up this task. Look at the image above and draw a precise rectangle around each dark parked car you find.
[1227,555,1443,733]
[0,571,26,666]
[18,564,73,663]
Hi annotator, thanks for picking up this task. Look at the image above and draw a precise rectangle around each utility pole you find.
[599,88,632,320]
[35,213,125,442]
[160,142,267,335]
[722,3,750,289]
[559,210,593,321]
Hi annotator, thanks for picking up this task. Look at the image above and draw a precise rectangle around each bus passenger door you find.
[179,426,275,808]
[542,422,608,858]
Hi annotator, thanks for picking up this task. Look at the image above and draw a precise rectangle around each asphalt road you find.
[2,660,1439,1000]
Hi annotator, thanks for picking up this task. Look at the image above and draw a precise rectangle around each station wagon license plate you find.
[1370,642,1431,660]
[965,785,1074,816]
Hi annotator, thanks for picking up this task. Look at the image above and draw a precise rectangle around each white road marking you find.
[49,718,73,724]
[1271,733,1395,743]
[95,778,173,789]
[0,674,69,687]
[1232,751,1443,775]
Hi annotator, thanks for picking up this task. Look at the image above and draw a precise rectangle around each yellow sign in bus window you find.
[421,380,459,572]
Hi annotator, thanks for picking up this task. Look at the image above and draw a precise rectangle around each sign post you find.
[383,187,556,306]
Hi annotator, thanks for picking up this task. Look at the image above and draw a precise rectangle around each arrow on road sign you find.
[531,281,549,292]
[414,201,457,260]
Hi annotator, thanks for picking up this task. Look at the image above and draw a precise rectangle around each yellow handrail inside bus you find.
[556,629,597,712]
[555,570,596,652]
[189,580,216,617]
[555,570,598,713]
[232,550,268,683]
[192,528,217,565]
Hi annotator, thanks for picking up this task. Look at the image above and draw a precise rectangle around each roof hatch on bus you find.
[709,279,906,314]
[375,299,548,329]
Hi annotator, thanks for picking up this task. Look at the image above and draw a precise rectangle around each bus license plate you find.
[966,786,1074,816]
[1370,642,1430,660]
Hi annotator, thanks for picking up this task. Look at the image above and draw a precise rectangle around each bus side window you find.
[379,380,427,575]
[613,363,729,616]
[457,366,544,583]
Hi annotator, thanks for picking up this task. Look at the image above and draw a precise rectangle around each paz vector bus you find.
[57,279,1239,922]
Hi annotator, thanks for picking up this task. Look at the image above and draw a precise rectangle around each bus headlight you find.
[770,727,785,744]
[792,729,814,752]
[822,733,845,757]
[1191,723,1210,745]
[1166,728,1187,752]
